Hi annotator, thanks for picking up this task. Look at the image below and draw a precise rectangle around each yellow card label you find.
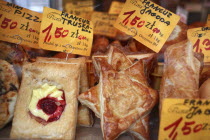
[159,98,210,140]
[207,14,210,26]
[187,27,210,62]
[108,1,125,14]
[114,0,180,52]
[64,1,93,20]
[39,7,93,56]
[91,12,118,37]
[0,1,41,48]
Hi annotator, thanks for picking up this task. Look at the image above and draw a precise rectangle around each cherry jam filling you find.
[30,90,66,124]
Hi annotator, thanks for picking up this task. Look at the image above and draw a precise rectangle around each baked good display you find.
[79,46,158,140]
[10,61,80,139]
[199,78,210,99]
[159,40,201,111]
[35,57,93,127]
[0,59,19,129]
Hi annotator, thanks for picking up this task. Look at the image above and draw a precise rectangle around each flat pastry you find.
[0,59,19,129]
[36,57,93,127]
[159,40,201,112]
[10,61,80,139]
[79,46,157,140]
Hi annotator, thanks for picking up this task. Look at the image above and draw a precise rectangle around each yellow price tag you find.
[114,0,180,52]
[159,98,210,140]
[91,12,118,38]
[207,14,210,26]
[187,27,210,62]
[39,7,93,56]
[64,1,93,20]
[108,1,125,14]
[0,1,41,48]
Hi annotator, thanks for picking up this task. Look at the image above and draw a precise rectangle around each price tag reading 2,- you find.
[159,98,210,140]
[39,7,93,56]
[187,27,210,62]
[114,0,180,52]
[0,1,41,49]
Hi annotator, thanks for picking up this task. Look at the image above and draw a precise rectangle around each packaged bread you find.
[0,60,19,129]
[160,40,201,111]
[10,61,80,139]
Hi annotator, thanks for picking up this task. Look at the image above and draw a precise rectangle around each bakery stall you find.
[0,0,210,140]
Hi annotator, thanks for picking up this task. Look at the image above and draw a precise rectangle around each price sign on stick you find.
[91,12,118,38]
[64,1,93,20]
[187,27,210,62]
[0,1,41,48]
[108,1,125,14]
[159,98,210,140]
[114,0,180,52]
[39,7,93,56]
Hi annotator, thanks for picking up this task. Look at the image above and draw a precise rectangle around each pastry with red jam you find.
[10,61,80,140]
[28,83,66,124]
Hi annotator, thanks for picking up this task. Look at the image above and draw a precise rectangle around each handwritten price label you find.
[114,0,180,52]
[0,1,41,48]
[64,1,93,20]
[187,27,210,62]
[39,7,93,56]
[108,1,125,14]
[159,99,210,140]
[91,12,118,38]
[207,14,210,26]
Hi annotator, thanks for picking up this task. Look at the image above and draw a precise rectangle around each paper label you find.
[0,1,41,48]
[159,98,210,140]
[187,27,210,62]
[64,1,93,20]
[39,7,93,56]
[114,0,180,52]
[91,12,118,37]
[207,14,210,26]
[108,1,125,14]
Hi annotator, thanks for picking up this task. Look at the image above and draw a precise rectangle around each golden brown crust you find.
[10,62,80,139]
[160,40,201,112]
[100,65,156,140]
[79,46,157,139]
[199,79,210,99]
[0,60,19,129]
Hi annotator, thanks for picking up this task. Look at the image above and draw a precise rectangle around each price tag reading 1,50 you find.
[39,7,93,56]
[114,0,180,52]
[159,98,210,140]
[0,1,41,48]
[187,27,210,62]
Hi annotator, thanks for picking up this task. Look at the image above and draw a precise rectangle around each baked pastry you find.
[10,61,80,139]
[160,40,201,111]
[35,57,93,127]
[79,46,157,140]
[199,78,210,99]
[0,59,19,129]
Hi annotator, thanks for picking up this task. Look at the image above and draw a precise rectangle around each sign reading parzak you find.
[114,0,180,52]
[39,7,93,56]
[159,98,210,140]
[0,1,41,49]
[187,27,210,62]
